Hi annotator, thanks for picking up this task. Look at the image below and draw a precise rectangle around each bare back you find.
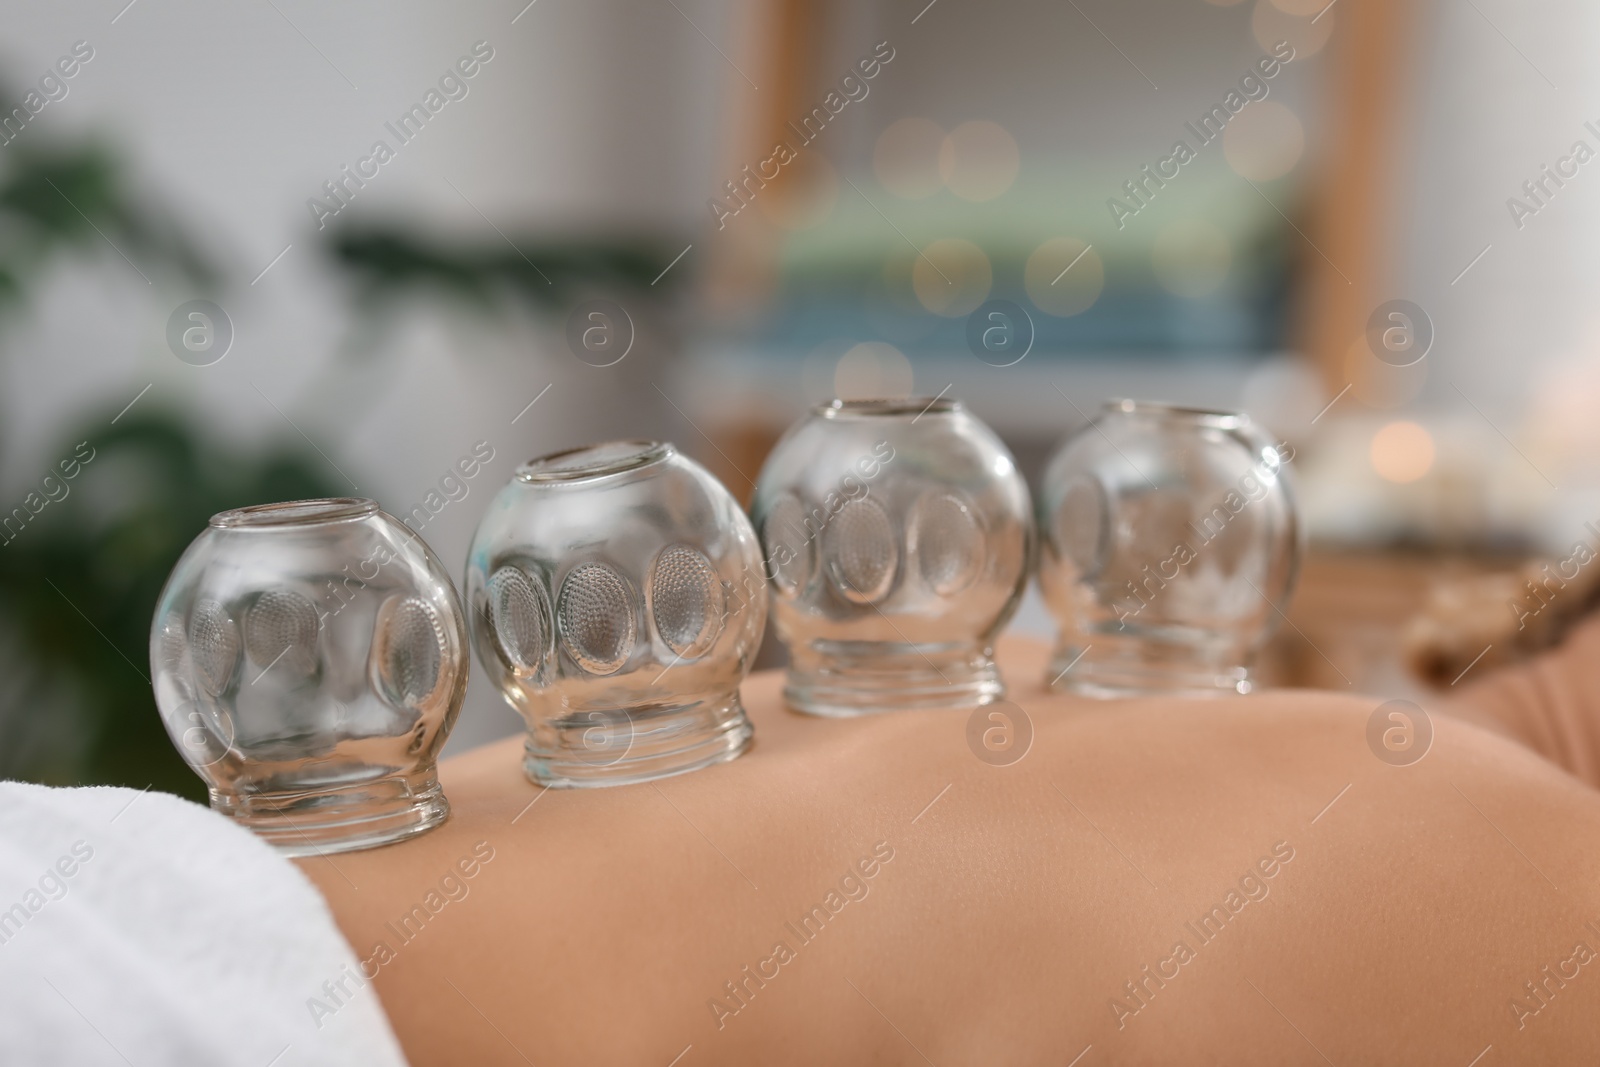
[300,636,1600,1065]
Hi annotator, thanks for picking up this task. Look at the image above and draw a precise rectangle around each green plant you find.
[0,141,339,797]
[0,416,340,795]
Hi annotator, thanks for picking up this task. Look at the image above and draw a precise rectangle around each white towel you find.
[0,781,410,1067]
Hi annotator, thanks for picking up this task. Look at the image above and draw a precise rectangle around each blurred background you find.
[3,0,1597,798]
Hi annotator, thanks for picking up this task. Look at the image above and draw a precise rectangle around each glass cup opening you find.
[516,440,672,484]
[210,497,378,529]
[1104,398,1247,430]
[816,397,963,419]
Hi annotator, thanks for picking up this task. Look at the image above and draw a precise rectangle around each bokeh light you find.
[1223,101,1305,181]
[913,238,993,317]
[1240,356,1327,439]
[834,342,914,398]
[938,121,1021,202]
[1152,220,1232,298]
[873,118,946,199]
[1253,0,1334,58]
[1024,238,1104,317]
[1370,421,1436,483]
[1269,0,1325,14]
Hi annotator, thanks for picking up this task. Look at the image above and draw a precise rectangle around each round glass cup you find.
[1037,399,1301,697]
[150,498,468,855]
[466,441,765,787]
[750,397,1033,715]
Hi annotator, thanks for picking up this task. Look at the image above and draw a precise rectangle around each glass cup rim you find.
[209,497,378,529]
[515,439,673,484]
[815,396,963,419]
[1104,398,1248,429]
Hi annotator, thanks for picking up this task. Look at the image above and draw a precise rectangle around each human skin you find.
[299,631,1600,1065]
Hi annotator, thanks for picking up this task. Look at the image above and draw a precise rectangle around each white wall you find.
[1395,0,1600,426]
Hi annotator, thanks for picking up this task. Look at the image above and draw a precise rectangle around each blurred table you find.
[1258,548,1524,698]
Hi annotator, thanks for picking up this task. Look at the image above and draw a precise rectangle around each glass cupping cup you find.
[150,498,468,855]
[1038,400,1300,697]
[466,441,765,787]
[751,397,1033,716]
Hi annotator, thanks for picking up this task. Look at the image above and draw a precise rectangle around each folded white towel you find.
[0,781,410,1067]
